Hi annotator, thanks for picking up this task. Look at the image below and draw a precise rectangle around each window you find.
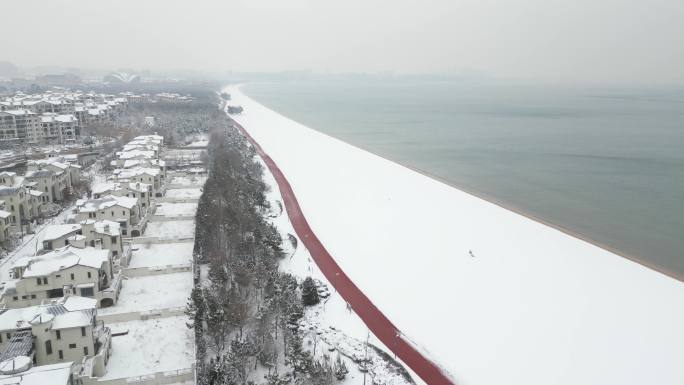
[81,327,86,337]
[113,250,118,256]
[69,343,76,349]
[71,273,75,280]
[58,350,63,359]
[45,340,53,355]
[87,272,91,279]
[5,333,9,340]
[12,296,18,301]
[83,346,88,355]
[36,277,42,286]
[80,287,94,297]
[56,330,61,339]
[30,294,36,299]
[43,277,48,285]
[21,295,28,300]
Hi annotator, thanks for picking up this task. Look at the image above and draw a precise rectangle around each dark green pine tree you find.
[301,277,320,306]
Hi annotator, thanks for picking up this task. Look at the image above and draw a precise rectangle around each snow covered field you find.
[154,202,198,217]
[165,188,203,200]
[99,272,193,314]
[103,316,194,379]
[145,220,195,239]
[226,85,684,385]
[129,242,194,268]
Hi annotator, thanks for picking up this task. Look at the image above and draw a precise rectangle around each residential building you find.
[0,296,111,376]
[76,195,144,237]
[1,246,119,308]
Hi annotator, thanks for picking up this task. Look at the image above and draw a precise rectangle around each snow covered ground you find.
[165,188,203,200]
[170,175,208,186]
[129,242,194,268]
[99,272,193,314]
[103,316,194,379]
[261,156,419,385]
[145,220,195,239]
[154,202,198,217]
[226,85,684,385]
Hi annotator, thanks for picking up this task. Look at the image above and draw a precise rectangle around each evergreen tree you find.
[301,277,320,306]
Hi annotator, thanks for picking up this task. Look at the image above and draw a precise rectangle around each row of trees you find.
[188,105,347,385]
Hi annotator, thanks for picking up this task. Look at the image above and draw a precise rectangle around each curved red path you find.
[230,119,455,385]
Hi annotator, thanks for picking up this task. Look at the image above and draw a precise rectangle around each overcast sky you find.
[2,0,683,84]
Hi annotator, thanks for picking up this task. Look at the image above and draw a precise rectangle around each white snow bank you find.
[129,242,194,268]
[99,272,193,314]
[226,85,684,385]
[103,316,194,379]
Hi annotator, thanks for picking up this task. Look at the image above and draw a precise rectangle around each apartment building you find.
[40,113,80,144]
[0,109,39,143]
[0,295,111,376]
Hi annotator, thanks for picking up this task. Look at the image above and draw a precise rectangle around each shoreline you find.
[238,84,683,283]
[226,84,684,385]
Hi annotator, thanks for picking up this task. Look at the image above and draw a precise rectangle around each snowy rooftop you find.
[0,296,95,332]
[16,246,109,278]
[0,362,73,385]
[42,224,82,242]
[78,194,137,212]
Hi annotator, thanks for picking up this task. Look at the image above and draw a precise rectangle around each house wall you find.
[32,321,95,365]
[6,265,103,308]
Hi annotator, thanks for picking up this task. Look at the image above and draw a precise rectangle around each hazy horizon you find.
[2,0,683,85]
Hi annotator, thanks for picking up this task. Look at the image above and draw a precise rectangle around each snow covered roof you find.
[0,187,21,197]
[49,310,92,330]
[118,150,155,160]
[62,296,97,312]
[0,362,73,385]
[42,224,81,242]
[19,246,109,278]
[114,167,160,179]
[1,109,35,116]
[93,220,120,236]
[78,194,137,212]
[0,296,95,333]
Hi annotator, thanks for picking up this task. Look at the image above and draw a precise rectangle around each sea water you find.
[243,79,684,279]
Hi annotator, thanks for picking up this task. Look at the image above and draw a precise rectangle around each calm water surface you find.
[243,80,684,279]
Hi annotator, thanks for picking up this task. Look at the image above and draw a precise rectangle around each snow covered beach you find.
[225,85,684,385]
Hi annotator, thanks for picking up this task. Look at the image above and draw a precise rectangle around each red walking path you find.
[230,119,455,385]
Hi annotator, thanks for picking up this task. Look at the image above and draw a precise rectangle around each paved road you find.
[230,119,454,385]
